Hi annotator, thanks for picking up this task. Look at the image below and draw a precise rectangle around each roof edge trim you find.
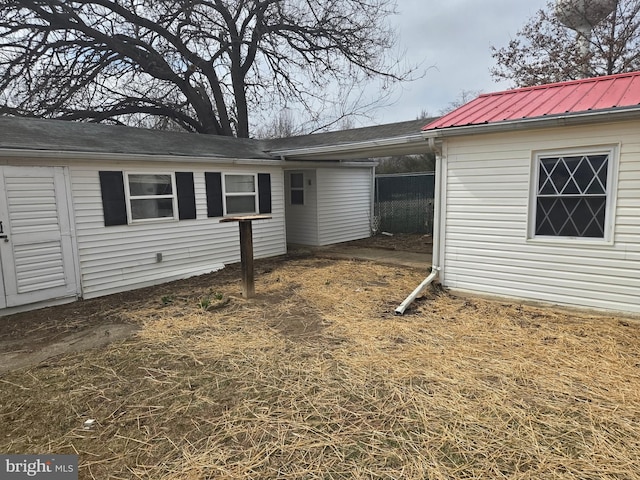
[268,133,426,159]
[422,106,640,138]
[475,71,640,98]
[0,148,283,165]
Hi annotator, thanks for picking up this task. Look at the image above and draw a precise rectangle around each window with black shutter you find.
[99,171,196,225]
[205,172,271,217]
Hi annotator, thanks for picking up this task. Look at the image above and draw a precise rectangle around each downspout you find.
[395,137,443,315]
[370,163,376,235]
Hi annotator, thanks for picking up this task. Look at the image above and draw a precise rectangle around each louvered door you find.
[0,166,78,308]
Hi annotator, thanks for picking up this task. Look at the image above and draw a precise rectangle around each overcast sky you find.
[366,0,551,124]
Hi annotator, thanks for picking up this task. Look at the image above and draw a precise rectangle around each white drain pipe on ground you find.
[394,265,439,315]
[395,138,443,315]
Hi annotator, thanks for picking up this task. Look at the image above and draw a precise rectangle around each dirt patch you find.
[341,232,432,253]
[1,250,640,479]
[0,323,139,374]
[0,261,255,372]
[0,237,424,370]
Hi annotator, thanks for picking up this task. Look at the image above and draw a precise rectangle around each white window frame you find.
[289,172,305,206]
[124,172,178,224]
[222,173,258,215]
[527,145,619,245]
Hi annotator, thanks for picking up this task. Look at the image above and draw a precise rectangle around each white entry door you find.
[0,166,78,308]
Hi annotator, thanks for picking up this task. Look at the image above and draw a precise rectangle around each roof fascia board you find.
[0,148,377,168]
[0,148,283,166]
[282,160,377,168]
[269,133,428,160]
[422,107,640,138]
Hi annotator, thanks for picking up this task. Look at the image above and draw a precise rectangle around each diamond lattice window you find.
[535,154,609,238]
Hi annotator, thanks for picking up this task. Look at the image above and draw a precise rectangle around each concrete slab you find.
[311,246,431,270]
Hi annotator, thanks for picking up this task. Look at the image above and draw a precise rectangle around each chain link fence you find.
[373,173,435,234]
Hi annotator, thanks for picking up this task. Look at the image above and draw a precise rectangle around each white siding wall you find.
[284,170,318,245]
[70,162,286,298]
[316,167,373,246]
[441,120,640,314]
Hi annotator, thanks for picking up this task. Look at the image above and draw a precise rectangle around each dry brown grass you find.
[1,257,640,479]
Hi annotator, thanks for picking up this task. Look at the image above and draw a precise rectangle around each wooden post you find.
[219,214,272,299]
[239,220,254,298]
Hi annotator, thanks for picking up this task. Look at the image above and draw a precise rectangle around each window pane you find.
[291,190,304,205]
[586,197,607,237]
[131,198,174,220]
[536,196,606,238]
[226,195,256,214]
[225,175,255,193]
[548,157,571,194]
[575,158,595,192]
[590,154,608,172]
[291,173,304,189]
[539,155,609,196]
[539,158,560,194]
[129,174,172,196]
[536,201,555,236]
[591,155,609,195]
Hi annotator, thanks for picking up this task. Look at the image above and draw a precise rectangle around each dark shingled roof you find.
[264,118,434,152]
[0,116,434,160]
[0,116,272,159]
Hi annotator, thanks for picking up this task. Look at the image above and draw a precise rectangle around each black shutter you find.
[205,172,223,217]
[99,171,127,226]
[258,173,272,214]
[175,172,196,220]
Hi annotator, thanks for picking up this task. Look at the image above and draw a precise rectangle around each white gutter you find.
[0,148,383,170]
[370,164,376,234]
[270,133,427,160]
[281,160,378,168]
[0,148,285,166]
[395,137,443,315]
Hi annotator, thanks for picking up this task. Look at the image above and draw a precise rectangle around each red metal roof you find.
[424,71,640,131]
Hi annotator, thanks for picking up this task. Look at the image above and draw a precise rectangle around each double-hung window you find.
[125,173,177,222]
[290,172,304,205]
[531,147,616,241]
[224,174,257,215]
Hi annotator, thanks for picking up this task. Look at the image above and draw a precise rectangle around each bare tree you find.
[375,113,435,174]
[491,0,640,87]
[255,108,299,138]
[438,89,483,115]
[375,153,435,174]
[0,0,413,137]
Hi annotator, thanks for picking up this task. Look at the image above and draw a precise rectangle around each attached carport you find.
[264,118,442,313]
